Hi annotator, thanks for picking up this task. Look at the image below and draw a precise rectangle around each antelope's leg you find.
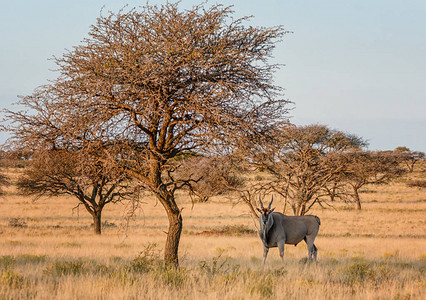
[312,244,318,261]
[278,240,285,263]
[305,236,315,261]
[263,246,269,265]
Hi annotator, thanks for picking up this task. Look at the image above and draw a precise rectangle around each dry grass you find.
[0,166,425,299]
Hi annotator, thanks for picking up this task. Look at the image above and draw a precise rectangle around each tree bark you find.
[149,160,182,268]
[157,190,182,268]
[353,186,362,210]
[164,205,182,268]
[92,209,102,235]
[82,200,103,235]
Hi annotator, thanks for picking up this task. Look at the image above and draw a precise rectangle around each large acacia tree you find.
[4,3,289,267]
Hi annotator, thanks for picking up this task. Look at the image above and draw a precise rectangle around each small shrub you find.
[322,257,339,266]
[383,250,400,260]
[114,243,131,249]
[199,253,230,277]
[90,220,117,229]
[59,242,81,248]
[393,293,412,300]
[341,262,375,285]
[130,243,161,273]
[109,267,137,285]
[109,256,124,264]
[374,264,394,283]
[5,240,23,246]
[8,218,27,228]
[196,225,256,236]
[0,268,24,288]
[86,260,113,275]
[221,225,256,236]
[102,220,117,228]
[407,180,426,189]
[15,254,47,265]
[249,275,274,298]
[154,266,189,289]
[130,256,153,273]
[271,267,287,276]
[0,256,15,269]
[250,256,261,263]
[43,260,85,276]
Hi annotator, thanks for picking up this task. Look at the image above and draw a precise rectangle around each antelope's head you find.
[256,196,275,228]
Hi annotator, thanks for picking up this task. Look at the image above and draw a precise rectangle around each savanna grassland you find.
[0,165,425,299]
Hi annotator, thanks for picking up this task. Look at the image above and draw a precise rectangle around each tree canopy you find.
[246,124,366,215]
[17,149,132,234]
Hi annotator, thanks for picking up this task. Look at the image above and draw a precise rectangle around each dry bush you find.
[177,156,245,202]
[195,225,256,236]
[407,180,426,189]
[8,218,27,228]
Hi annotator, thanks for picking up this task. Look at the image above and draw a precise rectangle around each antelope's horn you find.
[259,195,264,208]
[268,195,274,209]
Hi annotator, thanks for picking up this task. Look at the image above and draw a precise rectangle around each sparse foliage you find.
[340,150,407,209]
[177,155,244,202]
[252,124,365,215]
[394,147,425,172]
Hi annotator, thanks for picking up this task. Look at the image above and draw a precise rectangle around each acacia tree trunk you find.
[156,188,182,268]
[148,159,183,268]
[83,204,103,235]
[353,186,362,210]
[164,200,182,268]
[92,210,102,235]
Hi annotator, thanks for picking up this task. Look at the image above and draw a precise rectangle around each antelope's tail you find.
[314,216,321,226]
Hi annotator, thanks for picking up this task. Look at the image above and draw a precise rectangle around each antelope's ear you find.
[270,208,275,213]
[256,208,262,213]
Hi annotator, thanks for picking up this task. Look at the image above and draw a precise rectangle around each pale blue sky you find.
[1,0,425,151]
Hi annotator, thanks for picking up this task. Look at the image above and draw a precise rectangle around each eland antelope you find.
[256,196,321,264]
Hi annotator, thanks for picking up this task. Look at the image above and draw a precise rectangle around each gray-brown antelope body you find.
[257,197,321,264]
